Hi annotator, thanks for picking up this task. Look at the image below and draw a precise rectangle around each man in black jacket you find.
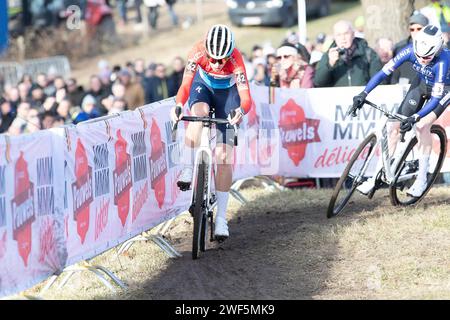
[144,63,170,103]
[314,20,382,87]
[168,56,185,97]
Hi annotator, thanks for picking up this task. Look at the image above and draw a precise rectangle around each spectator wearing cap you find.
[314,20,382,87]
[390,13,429,84]
[271,42,314,89]
[119,69,145,110]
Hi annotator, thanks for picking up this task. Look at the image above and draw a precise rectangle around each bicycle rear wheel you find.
[389,124,447,206]
[327,133,377,218]
[192,153,208,259]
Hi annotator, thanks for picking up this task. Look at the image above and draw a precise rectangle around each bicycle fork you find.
[191,125,217,242]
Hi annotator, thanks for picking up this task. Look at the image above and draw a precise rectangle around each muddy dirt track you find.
[108,188,398,300]
[31,186,450,300]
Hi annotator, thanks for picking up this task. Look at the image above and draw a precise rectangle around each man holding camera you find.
[314,20,382,87]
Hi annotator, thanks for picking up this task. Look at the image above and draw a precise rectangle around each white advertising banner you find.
[0,130,66,298]
[236,84,449,178]
[63,102,191,265]
[3,84,450,298]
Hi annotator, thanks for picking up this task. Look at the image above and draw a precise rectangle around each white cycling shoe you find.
[357,177,376,195]
[177,166,193,191]
[407,179,428,198]
[214,217,229,242]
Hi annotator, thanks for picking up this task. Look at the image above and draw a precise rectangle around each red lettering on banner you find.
[95,198,110,240]
[132,182,149,223]
[38,217,55,263]
[315,145,376,168]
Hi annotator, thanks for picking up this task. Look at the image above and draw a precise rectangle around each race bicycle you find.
[172,106,238,259]
[327,100,447,218]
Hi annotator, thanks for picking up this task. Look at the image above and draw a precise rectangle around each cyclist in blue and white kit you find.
[353,25,450,197]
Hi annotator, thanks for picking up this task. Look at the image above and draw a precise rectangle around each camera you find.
[337,48,346,55]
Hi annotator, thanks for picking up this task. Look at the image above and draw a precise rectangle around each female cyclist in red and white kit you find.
[170,24,252,241]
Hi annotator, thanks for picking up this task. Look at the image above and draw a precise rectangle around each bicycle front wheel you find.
[327,133,377,218]
[389,124,447,206]
[192,153,208,260]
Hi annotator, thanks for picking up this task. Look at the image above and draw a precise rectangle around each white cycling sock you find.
[216,191,229,222]
[417,154,430,182]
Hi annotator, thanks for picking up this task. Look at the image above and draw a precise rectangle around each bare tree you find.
[361,0,415,46]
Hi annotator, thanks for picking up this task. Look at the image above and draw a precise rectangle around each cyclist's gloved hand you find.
[170,105,183,123]
[400,114,421,133]
[352,91,368,113]
[229,107,244,126]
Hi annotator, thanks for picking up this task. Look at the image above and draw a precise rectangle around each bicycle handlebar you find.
[362,100,406,122]
[171,108,239,146]
[349,100,409,142]
[179,116,230,124]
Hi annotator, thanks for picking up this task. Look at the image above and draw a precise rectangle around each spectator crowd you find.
[0,55,184,135]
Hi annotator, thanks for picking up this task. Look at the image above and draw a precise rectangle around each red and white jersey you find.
[175,40,252,114]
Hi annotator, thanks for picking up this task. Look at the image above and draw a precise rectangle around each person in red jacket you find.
[170,24,252,241]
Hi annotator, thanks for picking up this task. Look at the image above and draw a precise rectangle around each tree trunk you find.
[361,0,415,47]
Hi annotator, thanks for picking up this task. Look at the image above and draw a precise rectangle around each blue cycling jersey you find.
[364,44,450,118]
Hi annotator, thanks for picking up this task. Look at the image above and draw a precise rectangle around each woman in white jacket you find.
[144,0,165,30]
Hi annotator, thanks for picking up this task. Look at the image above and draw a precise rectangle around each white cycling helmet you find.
[205,24,235,60]
[413,25,444,59]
